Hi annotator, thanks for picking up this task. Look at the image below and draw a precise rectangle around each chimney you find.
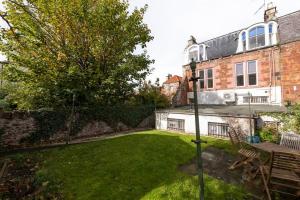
[187,35,197,47]
[167,74,172,80]
[264,2,277,22]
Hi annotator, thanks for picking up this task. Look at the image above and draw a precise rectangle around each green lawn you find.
[13,130,246,200]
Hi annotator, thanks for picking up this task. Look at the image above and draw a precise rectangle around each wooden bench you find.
[280,132,300,151]
[260,151,300,200]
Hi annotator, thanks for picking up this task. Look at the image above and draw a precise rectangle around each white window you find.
[249,26,265,49]
[247,61,257,86]
[241,32,246,51]
[243,96,268,104]
[236,22,278,53]
[188,46,199,62]
[234,61,258,87]
[167,118,185,131]
[235,63,244,87]
[208,122,229,138]
[185,44,207,64]
[268,23,273,45]
[207,68,213,89]
[199,70,204,89]
[198,68,213,89]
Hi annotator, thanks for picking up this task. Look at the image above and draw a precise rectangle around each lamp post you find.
[190,59,205,200]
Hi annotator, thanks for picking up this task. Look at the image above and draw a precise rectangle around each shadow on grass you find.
[15,132,246,200]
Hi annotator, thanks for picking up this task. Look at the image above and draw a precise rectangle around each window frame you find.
[206,68,214,89]
[208,122,229,138]
[167,118,185,132]
[198,69,205,90]
[249,26,265,50]
[187,45,199,63]
[235,62,245,87]
[241,32,246,51]
[247,60,258,86]
[237,22,278,53]
[234,60,258,87]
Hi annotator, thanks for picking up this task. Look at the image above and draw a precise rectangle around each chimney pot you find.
[264,2,277,22]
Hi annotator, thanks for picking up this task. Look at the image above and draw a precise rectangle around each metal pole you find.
[190,59,205,200]
[248,92,253,143]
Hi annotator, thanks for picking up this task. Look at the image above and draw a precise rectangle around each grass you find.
[10,130,246,200]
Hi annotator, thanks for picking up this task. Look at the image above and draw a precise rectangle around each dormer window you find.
[236,21,278,53]
[185,44,207,64]
[249,26,265,49]
[268,24,273,44]
[188,46,199,61]
[268,23,273,33]
[242,32,246,51]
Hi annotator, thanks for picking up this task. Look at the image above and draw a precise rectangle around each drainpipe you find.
[269,51,272,104]
[272,49,276,103]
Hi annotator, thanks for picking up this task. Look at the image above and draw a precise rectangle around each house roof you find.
[163,75,182,84]
[194,10,300,61]
[278,10,300,44]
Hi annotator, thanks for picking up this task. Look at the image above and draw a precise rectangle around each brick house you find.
[156,4,300,137]
[161,74,182,102]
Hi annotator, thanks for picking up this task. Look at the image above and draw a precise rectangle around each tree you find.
[129,80,170,109]
[0,0,153,109]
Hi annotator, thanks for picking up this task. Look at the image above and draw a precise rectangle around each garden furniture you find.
[280,132,300,151]
[251,142,299,154]
[259,151,300,200]
[228,128,260,172]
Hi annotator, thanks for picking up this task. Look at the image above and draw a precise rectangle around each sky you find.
[128,0,300,84]
[1,0,300,85]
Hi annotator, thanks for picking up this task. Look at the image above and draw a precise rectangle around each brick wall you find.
[280,41,300,103]
[183,46,281,92]
[181,41,300,105]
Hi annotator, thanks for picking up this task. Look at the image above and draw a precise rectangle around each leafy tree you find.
[129,80,170,109]
[155,77,160,87]
[0,0,153,109]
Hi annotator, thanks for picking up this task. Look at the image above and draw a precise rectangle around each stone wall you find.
[0,110,155,151]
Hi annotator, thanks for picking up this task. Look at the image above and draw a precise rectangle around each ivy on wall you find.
[20,105,155,144]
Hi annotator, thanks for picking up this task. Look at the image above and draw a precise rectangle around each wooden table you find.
[251,142,300,154]
[251,142,300,199]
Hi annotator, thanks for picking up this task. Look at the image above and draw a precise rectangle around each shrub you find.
[258,126,278,143]
[20,105,155,144]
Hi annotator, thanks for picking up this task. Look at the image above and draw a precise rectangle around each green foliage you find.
[258,126,278,143]
[0,99,10,110]
[129,81,170,109]
[0,89,10,110]
[0,0,153,109]
[21,105,154,144]
[21,109,68,144]
[266,103,300,134]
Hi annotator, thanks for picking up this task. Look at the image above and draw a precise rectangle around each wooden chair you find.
[280,132,300,151]
[260,151,300,200]
[228,127,260,171]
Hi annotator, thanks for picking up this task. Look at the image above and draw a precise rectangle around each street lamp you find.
[189,58,205,200]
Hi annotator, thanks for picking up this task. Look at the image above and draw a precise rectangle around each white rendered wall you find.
[156,111,254,136]
[187,86,282,105]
